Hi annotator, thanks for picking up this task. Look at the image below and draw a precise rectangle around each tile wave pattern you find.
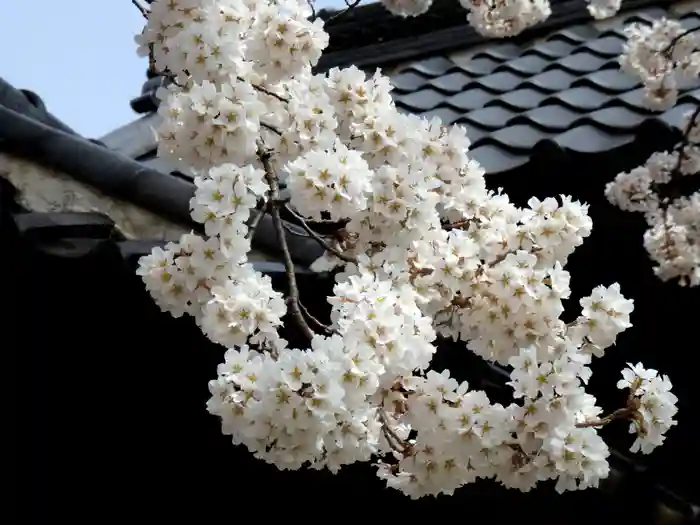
[390,7,700,173]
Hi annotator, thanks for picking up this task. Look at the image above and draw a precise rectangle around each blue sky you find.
[1,0,348,139]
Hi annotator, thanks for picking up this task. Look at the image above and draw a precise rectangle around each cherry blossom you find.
[132,0,682,499]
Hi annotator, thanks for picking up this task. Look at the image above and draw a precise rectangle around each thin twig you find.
[298,300,336,335]
[307,0,317,21]
[378,410,408,453]
[247,200,269,240]
[284,204,357,263]
[443,219,473,231]
[240,77,289,103]
[325,0,363,25]
[258,144,315,341]
[131,0,149,18]
[283,222,310,237]
[575,408,631,428]
[663,26,700,55]
[261,121,283,135]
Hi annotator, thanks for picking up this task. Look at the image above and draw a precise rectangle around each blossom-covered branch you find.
[133,0,679,500]
[606,20,700,285]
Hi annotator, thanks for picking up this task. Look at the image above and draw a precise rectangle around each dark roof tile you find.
[493,88,550,110]
[445,87,497,111]
[463,106,519,129]
[551,51,610,74]
[476,71,527,93]
[584,34,626,57]
[549,86,611,111]
[406,56,457,77]
[681,11,700,29]
[469,144,528,173]
[553,124,633,152]
[520,104,581,131]
[456,56,504,76]
[473,43,523,61]
[395,87,446,111]
[490,124,554,150]
[617,87,653,110]
[428,71,474,93]
[527,38,578,58]
[461,123,492,143]
[574,68,641,92]
[659,102,697,130]
[587,106,647,130]
[419,106,464,125]
[522,69,577,92]
[99,112,159,159]
[556,24,602,43]
[495,54,551,75]
[390,71,430,92]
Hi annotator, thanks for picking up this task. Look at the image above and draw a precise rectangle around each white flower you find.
[286,140,373,221]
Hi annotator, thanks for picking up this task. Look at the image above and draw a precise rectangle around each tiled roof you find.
[0,175,312,283]
[317,0,674,70]
[389,5,700,174]
[107,3,696,180]
[0,77,324,268]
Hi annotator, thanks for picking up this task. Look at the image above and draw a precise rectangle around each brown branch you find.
[261,121,283,135]
[575,407,632,428]
[443,219,473,231]
[131,0,149,18]
[240,77,289,103]
[258,144,314,341]
[378,409,409,454]
[298,300,337,335]
[247,200,269,240]
[284,204,357,263]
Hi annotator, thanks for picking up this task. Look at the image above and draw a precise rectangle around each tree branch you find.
[575,407,633,428]
[284,204,357,263]
[283,222,310,238]
[307,0,317,21]
[663,26,700,55]
[247,199,269,240]
[326,0,363,25]
[261,121,283,135]
[131,0,149,18]
[378,409,410,454]
[258,145,315,341]
[240,77,289,103]
[299,300,336,335]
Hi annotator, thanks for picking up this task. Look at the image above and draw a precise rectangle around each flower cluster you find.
[286,140,373,221]
[135,0,679,500]
[606,110,700,286]
[606,15,700,284]
[207,338,383,472]
[617,363,678,454]
[619,17,700,111]
[382,0,621,37]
